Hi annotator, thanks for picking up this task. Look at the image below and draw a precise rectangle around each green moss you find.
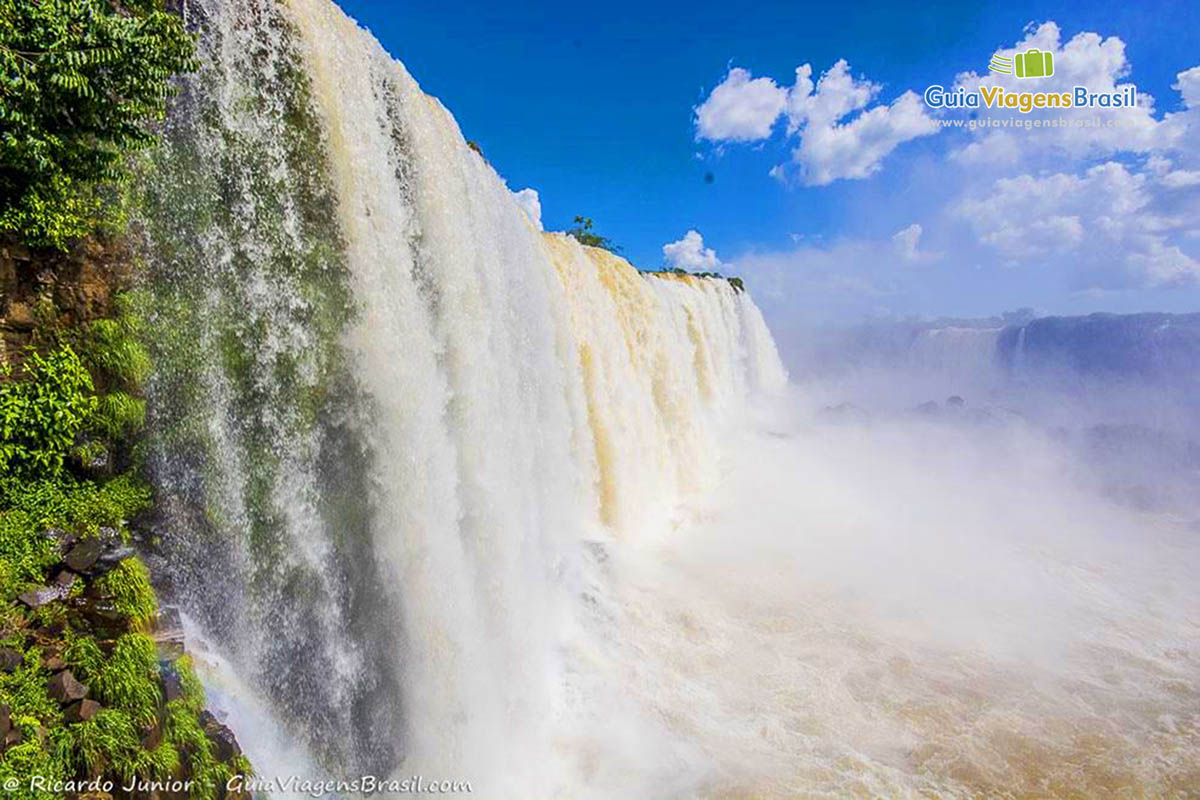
[92,559,157,627]
[163,700,240,800]
[83,315,152,390]
[88,634,161,728]
[173,655,208,708]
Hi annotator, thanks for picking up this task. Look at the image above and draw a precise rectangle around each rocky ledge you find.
[0,527,248,800]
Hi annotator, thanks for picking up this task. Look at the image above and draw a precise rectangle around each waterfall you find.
[134,0,786,791]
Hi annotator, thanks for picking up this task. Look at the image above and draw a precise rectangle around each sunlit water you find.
[137,0,1200,797]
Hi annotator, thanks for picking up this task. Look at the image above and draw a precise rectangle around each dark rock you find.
[47,670,88,703]
[200,712,240,761]
[140,720,162,750]
[0,648,23,673]
[0,704,9,736]
[41,647,65,672]
[95,546,136,567]
[19,586,62,608]
[4,727,21,747]
[161,671,185,703]
[64,538,105,572]
[63,699,101,723]
[54,570,78,591]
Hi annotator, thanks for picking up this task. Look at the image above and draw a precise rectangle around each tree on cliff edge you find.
[567,216,621,253]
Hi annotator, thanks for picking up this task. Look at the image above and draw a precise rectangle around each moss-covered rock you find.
[0,244,250,800]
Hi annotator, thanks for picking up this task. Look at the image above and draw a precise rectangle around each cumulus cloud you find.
[696,60,938,185]
[663,230,722,271]
[511,188,542,231]
[956,165,1145,260]
[717,22,1200,307]
[694,67,788,142]
[950,22,1163,166]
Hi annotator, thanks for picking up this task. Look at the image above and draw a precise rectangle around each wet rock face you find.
[199,711,241,762]
[0,237,131,371]
[64,538,106,572]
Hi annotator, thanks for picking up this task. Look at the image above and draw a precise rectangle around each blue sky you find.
[334,0,1200,325]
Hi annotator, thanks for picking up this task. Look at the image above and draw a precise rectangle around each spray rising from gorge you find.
[126,0,1200,797]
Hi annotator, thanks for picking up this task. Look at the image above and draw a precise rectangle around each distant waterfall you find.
[134,0,785,790]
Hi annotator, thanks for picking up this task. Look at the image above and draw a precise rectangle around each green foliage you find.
[84,312,152,388]
[0,648,60,726]
[0,471,150,541]
[173,655,207,707]
[71,708,139,776]
[88,634,161,727]
[0,648,71,800]
[0,346,97,479]
[91,391,147,439]
[0,727,73,800]
[651,266,747,293]
[62,633,105,678]
[62,632,179,779]
[71,293,151,447]
[567,216,621,253]
[163,700,241,800]
[0,506,61,590]
[0,0,197,248]
[0,302,243,796]
[92,558,157,627]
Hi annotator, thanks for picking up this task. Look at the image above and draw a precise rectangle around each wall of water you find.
[135,0,786,788]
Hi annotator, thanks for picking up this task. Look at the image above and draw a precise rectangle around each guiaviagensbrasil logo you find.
[989,48,1054,79]
[923,47,1137,114]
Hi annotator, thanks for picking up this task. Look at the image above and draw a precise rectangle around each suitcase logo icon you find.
[989,48,1054,79]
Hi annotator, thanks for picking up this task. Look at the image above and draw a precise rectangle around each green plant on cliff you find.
[0,316,245,798]
[80,293,151,443]
[567,216,621,253]
[0,345,97,480]
[92,557,156,627]
[0,0,197,248]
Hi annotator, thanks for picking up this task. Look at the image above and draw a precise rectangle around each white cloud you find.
[702,22,1200,317]
[1175,66,1200,108]
[951,22,1163,166]
[892,223,924,261]
[511,188,542,231]
[696,60,938,185]
[694,67,788,142]
[663,230,722,271]
[955,162,1199,287]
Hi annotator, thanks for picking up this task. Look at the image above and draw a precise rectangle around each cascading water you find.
[135,0,785,791]
[129,1,1200,798]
